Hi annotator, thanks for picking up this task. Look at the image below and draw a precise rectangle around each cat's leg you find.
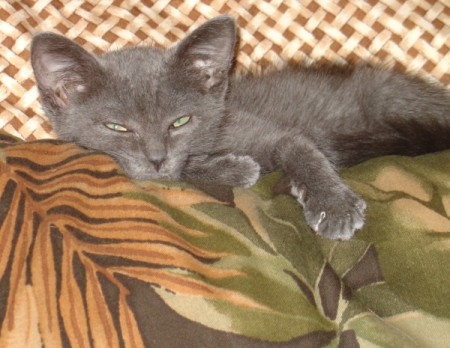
[276,136,366,240]
[182,154,260,188]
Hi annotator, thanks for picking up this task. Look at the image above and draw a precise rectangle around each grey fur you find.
[31,15,450,240]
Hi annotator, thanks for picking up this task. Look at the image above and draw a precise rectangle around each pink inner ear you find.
[52,81,86,108]
[193,59,225,90]
[193,59,212,68]
[204,71,223,89]
[45,56,74,73]
[53,81,69,108]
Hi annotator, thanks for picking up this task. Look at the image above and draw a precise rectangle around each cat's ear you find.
[172,15,236,91]
[31,33,103,108]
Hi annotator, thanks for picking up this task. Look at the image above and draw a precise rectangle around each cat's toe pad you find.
[293,184,367,240]
[313,197,366,240]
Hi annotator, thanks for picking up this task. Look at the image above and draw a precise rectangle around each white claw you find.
[313,211,326,232]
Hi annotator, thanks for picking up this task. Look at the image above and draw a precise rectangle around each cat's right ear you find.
[31,33,103,109]
[172,15,236,92]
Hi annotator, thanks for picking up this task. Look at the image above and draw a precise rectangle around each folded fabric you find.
[1,131,449,347]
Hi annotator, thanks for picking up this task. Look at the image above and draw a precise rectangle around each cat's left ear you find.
[172,15,236,91]
[31,32,103,109]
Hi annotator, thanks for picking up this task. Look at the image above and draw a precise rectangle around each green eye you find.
[104,122,129,132]
[171,116,191,129]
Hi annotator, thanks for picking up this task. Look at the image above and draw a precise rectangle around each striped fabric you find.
[0,133,258,347]
[2,132,450,347]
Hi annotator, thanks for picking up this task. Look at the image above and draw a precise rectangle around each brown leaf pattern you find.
[1,133,450,347]
[0,137,276,347]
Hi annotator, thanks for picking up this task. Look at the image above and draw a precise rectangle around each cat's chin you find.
[115,158,185,182]
[125,171,181,181]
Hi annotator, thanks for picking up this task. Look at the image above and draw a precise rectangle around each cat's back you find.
[227,65,386,128]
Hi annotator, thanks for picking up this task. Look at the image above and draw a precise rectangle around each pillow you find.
[1,132,449,346]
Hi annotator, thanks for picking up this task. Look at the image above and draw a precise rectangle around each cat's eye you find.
[170,116,191,129]
[104,122,129,133]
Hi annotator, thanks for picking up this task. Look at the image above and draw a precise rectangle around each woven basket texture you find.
[1,0,449,140]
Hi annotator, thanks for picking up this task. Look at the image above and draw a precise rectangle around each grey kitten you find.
[31,15,450,240]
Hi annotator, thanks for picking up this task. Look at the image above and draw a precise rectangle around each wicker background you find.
[0,0,449,140]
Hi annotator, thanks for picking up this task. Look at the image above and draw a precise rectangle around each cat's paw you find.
[218,154,261,188]
[291,184,367,240]
[184,154,260,188]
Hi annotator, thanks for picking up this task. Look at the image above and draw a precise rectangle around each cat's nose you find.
[150,159,165,172]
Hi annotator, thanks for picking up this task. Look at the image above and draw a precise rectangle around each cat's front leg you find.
[276,137,367,240]
[182,154,260,188]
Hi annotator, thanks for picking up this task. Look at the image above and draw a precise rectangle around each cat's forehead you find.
[95,46,194,119]
[98,46,168,80]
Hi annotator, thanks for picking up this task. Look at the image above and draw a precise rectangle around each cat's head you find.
[31,15,236,180]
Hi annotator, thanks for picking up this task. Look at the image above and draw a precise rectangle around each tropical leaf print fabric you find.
[0,131,449,347]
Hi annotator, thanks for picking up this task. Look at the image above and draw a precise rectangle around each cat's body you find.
[31,16,450,240]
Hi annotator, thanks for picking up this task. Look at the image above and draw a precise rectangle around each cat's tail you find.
[331,117,450,168]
